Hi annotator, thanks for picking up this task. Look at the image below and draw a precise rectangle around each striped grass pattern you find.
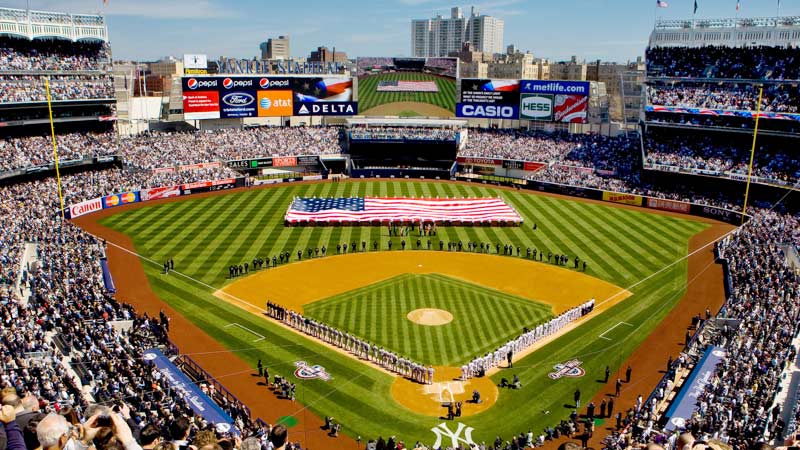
[304,273,554,366]
[358,73,457,113]
[99,181,709,443]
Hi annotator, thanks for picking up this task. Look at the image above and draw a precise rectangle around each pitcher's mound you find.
[407,308,453,326]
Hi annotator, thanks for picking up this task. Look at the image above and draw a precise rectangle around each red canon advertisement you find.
[554,94,588,123]
[523,162,545,172]
[183,91,220,120]
[273,156,298,167]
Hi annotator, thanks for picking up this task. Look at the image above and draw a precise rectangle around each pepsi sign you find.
[258,78,291,90]
[184,78,218,90]
[222,77,254,89]
[456,103,519,119]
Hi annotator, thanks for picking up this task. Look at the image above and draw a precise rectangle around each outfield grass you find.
[99,181,708,444]
[358,72,456,114]
[304,273,554,366]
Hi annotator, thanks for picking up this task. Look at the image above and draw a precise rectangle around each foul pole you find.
[45,77,66,220]
[741,86,763,223]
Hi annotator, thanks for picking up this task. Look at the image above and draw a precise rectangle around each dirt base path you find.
[541,222,733,450]
[75,219,356,450]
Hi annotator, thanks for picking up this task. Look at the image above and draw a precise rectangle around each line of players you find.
[460,298,596,380]
[265,301,435,384]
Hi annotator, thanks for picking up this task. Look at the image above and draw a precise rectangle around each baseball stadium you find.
[0,4,799,450]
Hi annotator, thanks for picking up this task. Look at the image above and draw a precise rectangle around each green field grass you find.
[358,72,456,114]
[304,273,554,366]
[98,180,708,444]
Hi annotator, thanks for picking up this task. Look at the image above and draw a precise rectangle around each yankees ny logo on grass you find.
[430,422,477,449]
[293,361,332,381]
[548,359,586,380]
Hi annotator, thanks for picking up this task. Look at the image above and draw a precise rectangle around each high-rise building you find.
[259,35,290,60]
[412,6,503,58]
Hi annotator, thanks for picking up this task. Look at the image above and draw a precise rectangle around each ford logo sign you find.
[222,92,254,106]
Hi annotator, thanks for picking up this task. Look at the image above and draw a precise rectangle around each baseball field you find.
[357,73,456,116]
[77,180,730,448]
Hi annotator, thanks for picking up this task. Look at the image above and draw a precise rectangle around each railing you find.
[655,16,800,30]
[174,354,255,422]
[0,7,107,42]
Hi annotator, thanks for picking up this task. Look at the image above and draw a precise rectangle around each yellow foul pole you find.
[741,86,763,223]
[45,77,66,220]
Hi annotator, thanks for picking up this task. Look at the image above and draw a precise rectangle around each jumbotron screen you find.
[355,57,458,117]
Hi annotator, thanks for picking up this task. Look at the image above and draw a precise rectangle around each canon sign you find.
[69,198,102,218]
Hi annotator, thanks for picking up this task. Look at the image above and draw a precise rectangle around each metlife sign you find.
[521,80,590,96]
[294,101,358,116]
[456,103,519,119]
[519,94,554,121]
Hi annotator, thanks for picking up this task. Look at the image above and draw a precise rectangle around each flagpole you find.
[45,77,66,221]
[741,87,763,223]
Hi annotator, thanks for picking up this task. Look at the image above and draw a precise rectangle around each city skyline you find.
[2,0,800,62]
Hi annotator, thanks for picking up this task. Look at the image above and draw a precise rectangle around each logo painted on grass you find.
[293,361,332,381]
[548,359,585,380]
[431,423,476,449]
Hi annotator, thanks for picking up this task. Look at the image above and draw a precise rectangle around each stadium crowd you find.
[0,37,110,72]
[646,45,800,80]
[647,83,800,113]
[349,127,457,142]
[602,209,800,450]
[0,75,114,103]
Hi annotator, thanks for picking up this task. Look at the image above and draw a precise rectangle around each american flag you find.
[285,197,522,224]
[377,80,439,93]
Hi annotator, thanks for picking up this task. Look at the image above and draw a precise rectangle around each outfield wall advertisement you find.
[182,76,357,119]
[457,79,590,123]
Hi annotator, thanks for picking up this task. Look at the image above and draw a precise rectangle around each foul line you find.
[224,322,266,342]
[598,321,633,341]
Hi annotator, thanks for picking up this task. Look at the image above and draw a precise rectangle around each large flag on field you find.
[285,197,523,224]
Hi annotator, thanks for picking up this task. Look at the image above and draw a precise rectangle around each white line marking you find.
[599,321,634,340]
[224,322,265,342]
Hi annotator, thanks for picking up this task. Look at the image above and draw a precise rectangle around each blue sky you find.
[6,0,800,62]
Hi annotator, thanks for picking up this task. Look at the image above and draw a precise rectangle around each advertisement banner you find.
[183,91,220,120]
[152,167,176,174]
[460,79,520,104]
[220,90,257,118]
[519,94,554,121]
[294,101,358,116]
[69,197,103,219]
[524,162,546,172]
[502,160,525,170]
[178,162,222,171]
[141,186,181,201]
[456,103,519,119]
[521,80,590,96]
[665,347,726,431]
[143,348,236,433]
[554,94,589,123]
[181,178,237,191]
[456,156,502,167]
[102,192,140,209]
[293,77,353,102]
[257,90,293,117]
[273,156,298,167]
[647,198,691,214]
[183,54,208,70]
[296,156,319,166]
[602,191,643,206]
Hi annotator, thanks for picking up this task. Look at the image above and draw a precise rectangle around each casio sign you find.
[521,96,552,117]
[460,105,516,118]
[222,92,255,106]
